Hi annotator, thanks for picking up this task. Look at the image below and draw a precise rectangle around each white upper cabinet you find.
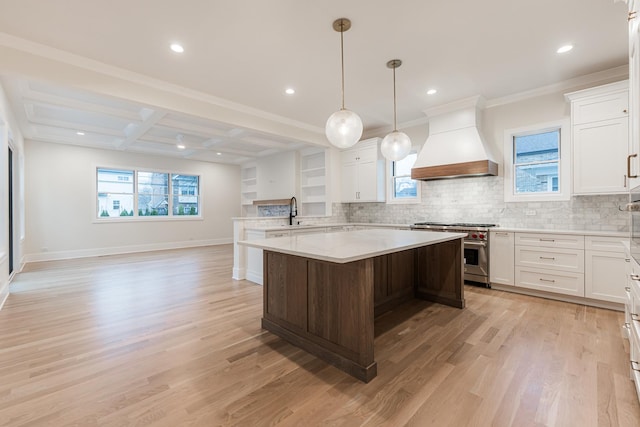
[340,138,386,203]
[566,81,630,195]
[629,0,640,188]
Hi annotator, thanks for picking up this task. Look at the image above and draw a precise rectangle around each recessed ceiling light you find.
[216,152,222,156]
[427,89,437,95]
[557,44,573,54]
[285,88,295,95]
[76,131,85,135]
[170,43,184,53]
[177,144,186,150]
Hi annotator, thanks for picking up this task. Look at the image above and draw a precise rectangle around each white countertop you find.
[243,222,410,232]
[238,228,466,264]
[492,227,628,237]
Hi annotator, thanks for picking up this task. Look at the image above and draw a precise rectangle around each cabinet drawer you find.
[572,91,629,124]
[515,267,584,297]
[515,246,584,273]
[515,233,584,249]
[585,236,625,253]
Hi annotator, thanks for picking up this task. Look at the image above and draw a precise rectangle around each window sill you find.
[92,215,204,224]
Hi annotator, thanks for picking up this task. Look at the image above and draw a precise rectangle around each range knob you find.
[471,234,478,239]
[479,234,485,239]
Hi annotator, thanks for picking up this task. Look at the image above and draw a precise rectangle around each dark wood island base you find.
[261,237,464,382]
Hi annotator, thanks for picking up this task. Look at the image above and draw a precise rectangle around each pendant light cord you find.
[392,65,397,131]
[340,24,345,110]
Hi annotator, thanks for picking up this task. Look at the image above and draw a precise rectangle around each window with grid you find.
[96,168,200,219]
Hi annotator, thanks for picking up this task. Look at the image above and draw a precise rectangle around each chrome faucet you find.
[289,196,297,225]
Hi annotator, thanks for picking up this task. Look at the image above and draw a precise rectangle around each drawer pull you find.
[539,238,555,242]
[627,287,632,292]
[632,313,640,321]
[626,258,631,262]
[631,274,640,281]
[625,322,631,328]
[632,361,640,372]
[495,232,510,236]
[539,256,556,260]
[539,278,556,283]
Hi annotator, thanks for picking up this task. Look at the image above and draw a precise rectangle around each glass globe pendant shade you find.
[381,130,411,161]
[325,108,363,149]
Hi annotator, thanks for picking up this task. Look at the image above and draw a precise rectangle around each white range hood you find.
[411,96,498,180]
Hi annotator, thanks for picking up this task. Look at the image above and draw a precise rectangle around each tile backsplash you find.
[346,176,629,232]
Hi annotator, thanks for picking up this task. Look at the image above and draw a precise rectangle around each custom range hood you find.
[411,96,498,180]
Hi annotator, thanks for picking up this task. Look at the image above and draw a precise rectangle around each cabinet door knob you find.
[624,109,628,113]
[629,11,637,21]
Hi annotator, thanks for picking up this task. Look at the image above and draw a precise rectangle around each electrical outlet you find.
[525,210,536,216]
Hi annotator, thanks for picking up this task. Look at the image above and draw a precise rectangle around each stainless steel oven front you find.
[463,237,489,284]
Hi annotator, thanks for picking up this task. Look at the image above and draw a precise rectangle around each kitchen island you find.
[238,228,465,382]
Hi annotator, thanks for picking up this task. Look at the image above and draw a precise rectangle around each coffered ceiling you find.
[0,0,630,164]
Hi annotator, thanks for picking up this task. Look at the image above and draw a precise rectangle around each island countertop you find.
[238,228,466,264]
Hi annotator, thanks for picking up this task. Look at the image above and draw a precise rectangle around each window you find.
[504,120,570,202]
[138,171,169,216]
[96,168,200,219]
[387,150,421,204]
[172,174,199,215]
[97,168,134,217]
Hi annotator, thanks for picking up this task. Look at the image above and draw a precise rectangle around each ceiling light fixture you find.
[325,18,363,149]
[76,131,85,136]
[427,89,437,95]
[170,43,184,53]
[216,152,222,156]
[381,59,411,161]
[176,134,186,149]
[285,88,295,95]
[557,44,573,54]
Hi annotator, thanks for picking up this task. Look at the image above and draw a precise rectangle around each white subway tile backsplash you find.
[345,176,629,231]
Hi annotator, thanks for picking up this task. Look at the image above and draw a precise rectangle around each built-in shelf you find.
[299,148,330,216]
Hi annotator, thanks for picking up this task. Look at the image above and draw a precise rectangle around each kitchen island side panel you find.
[415,239,465,308]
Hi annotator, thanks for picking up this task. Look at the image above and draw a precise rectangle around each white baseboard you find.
[23,238,233,263]
[232,267,246,280]
[245,271,263,286]
[0,282,9,311]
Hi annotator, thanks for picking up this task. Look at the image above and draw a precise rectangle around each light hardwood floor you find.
[1,245,639,426]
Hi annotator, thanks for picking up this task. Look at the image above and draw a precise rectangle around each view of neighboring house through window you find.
[172,174,199,215]
[138,171,169,216]
[513,129,560,194]
[96,168,200,219]
[97,168,134,217]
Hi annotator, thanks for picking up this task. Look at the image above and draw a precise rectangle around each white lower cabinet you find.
[584,236,626,304]
[489,231,514,286]
[514,232,585,297]
[515,267,585,297]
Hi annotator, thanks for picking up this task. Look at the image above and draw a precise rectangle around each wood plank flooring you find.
[0,245,639,426]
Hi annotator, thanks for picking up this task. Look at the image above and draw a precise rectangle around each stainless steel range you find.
[410,222,497,287]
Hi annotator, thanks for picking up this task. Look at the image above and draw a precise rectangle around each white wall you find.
[24,140,240,261]
[0,83,25,309]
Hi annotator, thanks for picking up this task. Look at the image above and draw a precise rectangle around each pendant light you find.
[381,59,411,161]
[325,18,363,149]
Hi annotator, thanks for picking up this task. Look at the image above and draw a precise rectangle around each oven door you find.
[464,240,489,283]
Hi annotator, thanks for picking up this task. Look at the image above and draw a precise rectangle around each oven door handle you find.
[465,241,487,247]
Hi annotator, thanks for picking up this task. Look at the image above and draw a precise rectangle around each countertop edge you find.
[238,230,466,264]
